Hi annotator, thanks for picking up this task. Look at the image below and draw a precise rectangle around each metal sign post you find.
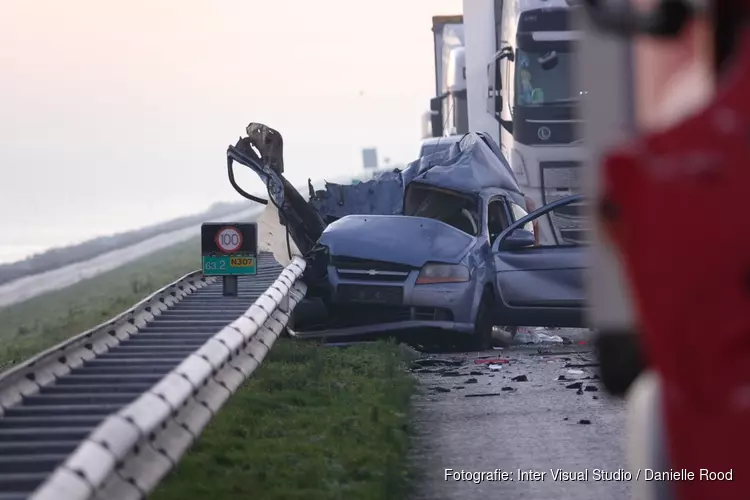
[200,223,259,297]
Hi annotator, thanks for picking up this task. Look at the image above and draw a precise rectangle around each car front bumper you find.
[290,318,475,340]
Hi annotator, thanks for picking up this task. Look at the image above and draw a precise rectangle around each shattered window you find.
[404,185,480,236]
[487,200,509,243]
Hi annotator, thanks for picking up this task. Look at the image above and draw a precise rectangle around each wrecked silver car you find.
[227,123,586,349]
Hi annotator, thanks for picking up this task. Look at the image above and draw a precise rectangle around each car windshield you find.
[514,49,583,107]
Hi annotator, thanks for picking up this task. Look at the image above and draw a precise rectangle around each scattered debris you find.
[579,419,591,425]
[565,382,583,390]
[511,375,529,382]
[465,378,478,384]
[469,371,483,376]
[432,387,451,393]
[584,385,599,392]
[557,375,567,381]
[593,396,600,400]
[515,327,564,344]
[576,388,584,395]
[474,358,509,365]
[465,393,504,398]
[488,364,504,372]
[565,363,600,368]
[413,359,464,368]
[563,417,569,421]
[440,371,461,377]
[561,337,573,345]
[501,387,515,391]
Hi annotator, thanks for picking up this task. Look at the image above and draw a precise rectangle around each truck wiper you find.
[544,98,580,105]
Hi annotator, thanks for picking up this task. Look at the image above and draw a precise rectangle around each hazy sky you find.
[0,0,462,258]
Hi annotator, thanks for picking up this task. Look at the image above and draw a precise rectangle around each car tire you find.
[465,291,494,352]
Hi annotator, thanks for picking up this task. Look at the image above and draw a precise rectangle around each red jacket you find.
[600,31,750,500]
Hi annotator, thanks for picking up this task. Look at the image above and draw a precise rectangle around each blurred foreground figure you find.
[584,0,750,498]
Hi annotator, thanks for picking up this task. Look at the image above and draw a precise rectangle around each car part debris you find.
[474,358,508,365]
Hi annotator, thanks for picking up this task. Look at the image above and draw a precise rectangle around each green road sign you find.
[202,255,257,276]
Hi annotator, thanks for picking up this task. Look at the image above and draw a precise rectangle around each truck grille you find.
[540,161,589,245]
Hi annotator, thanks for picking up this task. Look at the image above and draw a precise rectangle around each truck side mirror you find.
[429,96,444,137]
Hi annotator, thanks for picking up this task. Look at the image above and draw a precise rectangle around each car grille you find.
[331,256,414,283]
[336,284,404,305]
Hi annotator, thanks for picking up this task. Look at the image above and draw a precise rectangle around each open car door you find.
[492,194,587,328]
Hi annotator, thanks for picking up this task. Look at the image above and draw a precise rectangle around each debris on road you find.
[469,371,483,376]
[488,364,504,372]
[511,375,529,382]
[565,362,600,368]
[464,392,504,398]
[579,419,591,425]
[465,378,478,384]
[413,359,464,368]
[566,382,583,389]
[584,385,599,392]
[474,358,509,365]
[432,387,451,393]
[441,371,462,377]
[576,388,584,395]
[514,327,565,344]
[501,386,515,391]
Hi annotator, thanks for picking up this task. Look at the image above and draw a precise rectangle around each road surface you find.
[0,207,264,308]
[408,329,629,500]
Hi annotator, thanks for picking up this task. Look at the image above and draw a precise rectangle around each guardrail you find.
[0,254,307,500]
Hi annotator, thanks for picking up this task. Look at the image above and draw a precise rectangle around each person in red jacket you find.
[587,1,750,499]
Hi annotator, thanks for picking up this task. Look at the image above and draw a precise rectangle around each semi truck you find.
[422,0,586,245]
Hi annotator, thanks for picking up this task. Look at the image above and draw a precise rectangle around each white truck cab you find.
[464,0,587,245]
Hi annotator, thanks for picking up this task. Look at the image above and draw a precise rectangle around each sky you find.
[0,0,463,261]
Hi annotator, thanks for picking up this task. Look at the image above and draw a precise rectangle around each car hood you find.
[319,215,475,268]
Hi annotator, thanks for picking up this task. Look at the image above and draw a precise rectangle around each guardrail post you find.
[222,276,238,297]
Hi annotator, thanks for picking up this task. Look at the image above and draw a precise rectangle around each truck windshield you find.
[514,49,579,107]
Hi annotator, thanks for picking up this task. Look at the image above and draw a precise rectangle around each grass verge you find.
[0,238,201,367]
[150,340,415,500]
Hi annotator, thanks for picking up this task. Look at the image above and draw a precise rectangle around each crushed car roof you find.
[311,132,525,219]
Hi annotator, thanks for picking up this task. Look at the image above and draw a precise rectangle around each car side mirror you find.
[499,228,536,250]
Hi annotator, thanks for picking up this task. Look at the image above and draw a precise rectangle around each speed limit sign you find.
[215,226,243,253]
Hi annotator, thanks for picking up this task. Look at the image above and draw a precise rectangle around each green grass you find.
[150,340,414,500]
[0,238,202,367]
[0,235,418,500]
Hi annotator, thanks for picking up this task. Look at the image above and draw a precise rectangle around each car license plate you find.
[337,285,403,305]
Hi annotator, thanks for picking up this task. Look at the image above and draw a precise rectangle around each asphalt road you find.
[408,330,629,500]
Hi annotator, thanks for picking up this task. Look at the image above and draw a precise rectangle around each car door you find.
[491,194,587,328]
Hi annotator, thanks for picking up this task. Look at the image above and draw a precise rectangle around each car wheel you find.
[465,291,494,352]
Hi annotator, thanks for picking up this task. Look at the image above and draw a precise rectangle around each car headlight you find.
[416,263,470,285]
